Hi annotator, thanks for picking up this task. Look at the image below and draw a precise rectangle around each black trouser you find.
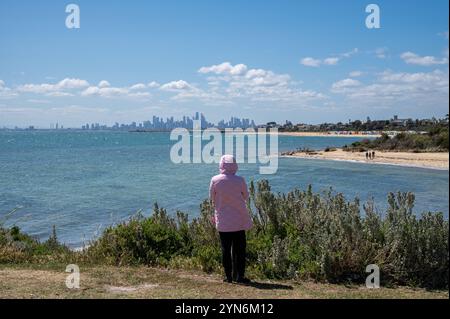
[219,230,246,281]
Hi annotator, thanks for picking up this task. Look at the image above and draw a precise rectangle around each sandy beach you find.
[282,149,449,170]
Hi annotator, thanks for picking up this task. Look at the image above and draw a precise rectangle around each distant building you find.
[390,115,412,127]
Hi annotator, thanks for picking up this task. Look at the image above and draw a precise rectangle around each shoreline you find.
[282,149,449,170]
[277,131,382,138]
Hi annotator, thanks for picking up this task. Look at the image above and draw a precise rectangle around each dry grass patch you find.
[0,265,447,299]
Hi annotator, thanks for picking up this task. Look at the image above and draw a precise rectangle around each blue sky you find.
[0,0,448,128]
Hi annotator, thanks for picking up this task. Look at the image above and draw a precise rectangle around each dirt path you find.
[0,265,447,299]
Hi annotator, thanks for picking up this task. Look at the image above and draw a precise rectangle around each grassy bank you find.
[1,264,447,299]
[1,181,448,291]
[343,128,449,152]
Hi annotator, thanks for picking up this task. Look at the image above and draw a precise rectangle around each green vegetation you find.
[343,128,449,152]
[280,115,449,133]
[0,224,74,264]
[1,181,448,289]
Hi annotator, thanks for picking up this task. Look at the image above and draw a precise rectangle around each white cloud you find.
[341,48,359,58]
[57,78,89,89]
[198,62,248,75]
[396,69,445,84]
[401,51,448,66]
[148,81,160,88]
[129,83,147,91]
[46,92,74,97]
[0,80,18,98]
[17,84,55,94]
[98,80,111,88]
[323,57,340,65]
[78,81,151,99]
[300,57,321,67]
[243,69,291,87]
[81,86,130,98]
[80,86,101,96]
[79,82,152,99]
[159,80,217,102]
[3,63,325,106]
[128,92,151,98]
[375,48,388,59]
[131,62,325,105]
[10,53,447,114]
[12,78,153,100]
[160,80,195,91]
[195,62,325,105]
[331,70,449,105]
[349,71,363,77]
[331,79,361,92]
[17,78,89,94]
[300,48,358,67]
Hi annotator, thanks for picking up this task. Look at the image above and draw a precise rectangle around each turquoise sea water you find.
[0,131,448,247]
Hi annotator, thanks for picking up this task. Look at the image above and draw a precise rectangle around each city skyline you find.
[80,112,256,131]
[2,112,446,131]
[0,112,257,130]
[0,1,449,127]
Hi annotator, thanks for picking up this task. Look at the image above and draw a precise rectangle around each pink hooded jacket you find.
[209,155,253,232]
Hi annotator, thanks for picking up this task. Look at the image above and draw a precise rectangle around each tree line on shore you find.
[344,127,449,152]
[279,115,449,133]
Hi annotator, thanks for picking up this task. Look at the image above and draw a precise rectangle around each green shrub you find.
[0,224,72,264]
[195,245,221,273]
[345,130,449,152]
[1,181,448,289]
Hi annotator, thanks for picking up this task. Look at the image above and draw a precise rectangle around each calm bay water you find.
[0,131,448,247]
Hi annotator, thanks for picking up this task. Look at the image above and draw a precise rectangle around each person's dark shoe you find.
[223,277,233,283]
[235,277,251,284]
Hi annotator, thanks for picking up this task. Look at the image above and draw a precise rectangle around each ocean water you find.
[0,131,448,248]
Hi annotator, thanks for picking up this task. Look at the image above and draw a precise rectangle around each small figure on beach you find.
[372,151,376,159]
[209,154,253,284]
[365,152,369,160]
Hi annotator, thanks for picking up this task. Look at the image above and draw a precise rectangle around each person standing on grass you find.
[209,154,253,284]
